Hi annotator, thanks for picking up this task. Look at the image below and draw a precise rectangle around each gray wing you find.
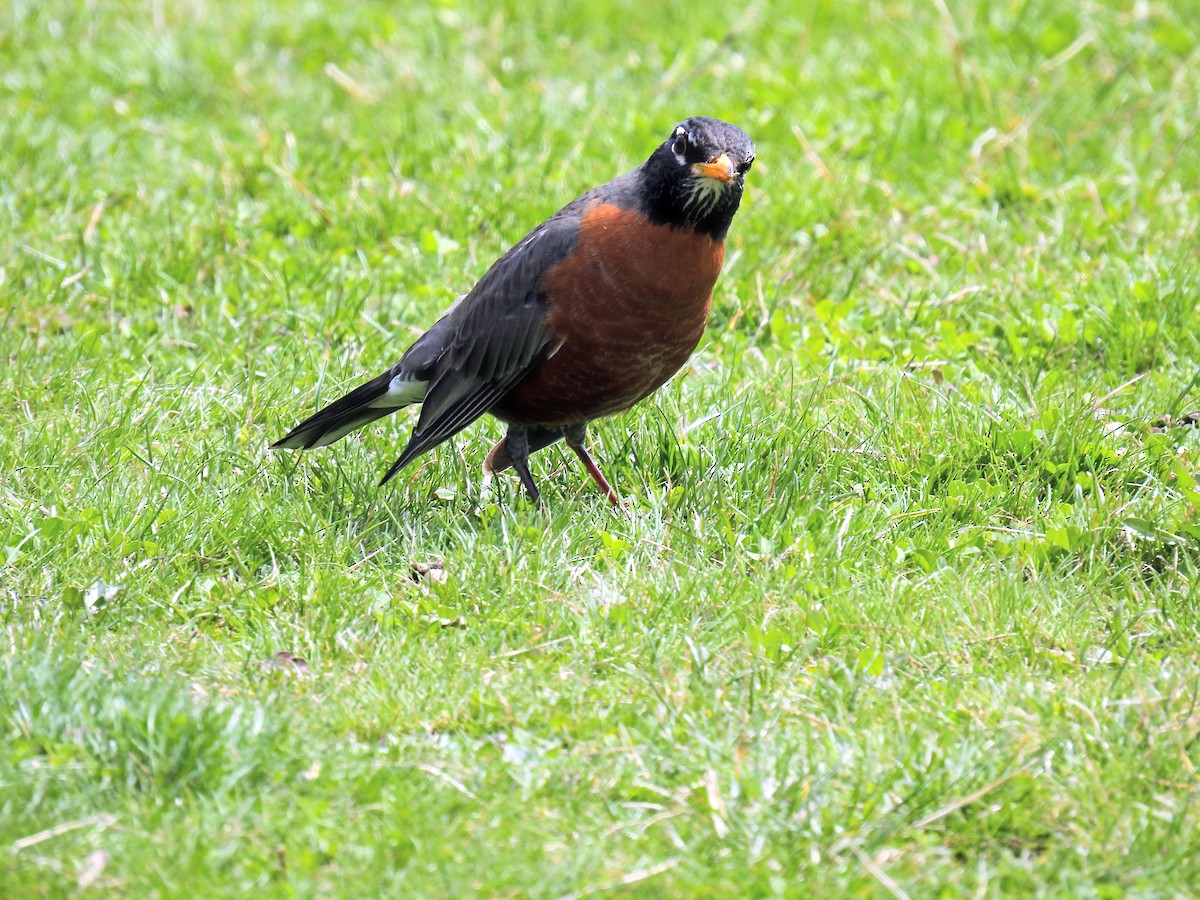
[378,209,583,483]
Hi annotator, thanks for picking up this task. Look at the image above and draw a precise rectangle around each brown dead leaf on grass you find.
[411,559,448,584]
[261,651,309,673]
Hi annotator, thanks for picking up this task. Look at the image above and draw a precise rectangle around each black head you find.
[640,116,755,240]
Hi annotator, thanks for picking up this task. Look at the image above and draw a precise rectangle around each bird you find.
[272,116,755,506]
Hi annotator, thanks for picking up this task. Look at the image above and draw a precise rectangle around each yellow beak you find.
[691,152,734,183]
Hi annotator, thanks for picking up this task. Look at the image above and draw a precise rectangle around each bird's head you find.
[641,116,755,240]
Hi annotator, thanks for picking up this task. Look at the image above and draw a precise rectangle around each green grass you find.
[3,0,1200,895]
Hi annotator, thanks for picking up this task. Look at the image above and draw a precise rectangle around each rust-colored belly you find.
[492,203,724,427]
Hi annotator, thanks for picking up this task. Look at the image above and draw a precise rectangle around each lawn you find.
[3,0,1199,895]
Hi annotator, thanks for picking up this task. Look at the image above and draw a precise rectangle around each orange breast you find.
[492,203,724,427]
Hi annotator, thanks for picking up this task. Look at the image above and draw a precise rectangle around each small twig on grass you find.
[13,814,117,851]
[850,843,911,900]
[791,124,834,182]
[1092,373,1146,410]
[913,767,1028,829]
[964,632,1017,646]
[561,857,681,899]
[490,636,573,659]
[416,764,478,802]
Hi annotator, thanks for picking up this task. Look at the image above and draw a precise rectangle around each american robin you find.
[273,116,755,505]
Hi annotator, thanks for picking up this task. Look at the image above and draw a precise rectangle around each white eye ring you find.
[671,129,688,160]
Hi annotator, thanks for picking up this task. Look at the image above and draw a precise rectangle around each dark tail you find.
[272,368,427,451]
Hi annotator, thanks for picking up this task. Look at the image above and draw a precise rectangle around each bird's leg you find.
[562,423,620,507]
[485,426,541,504]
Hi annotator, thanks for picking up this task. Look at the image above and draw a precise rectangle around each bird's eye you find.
[672,132,688,158]
[737,157,754,175]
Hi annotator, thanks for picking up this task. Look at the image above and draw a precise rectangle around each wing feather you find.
[275,186,609,483]
[381,206,588,478]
